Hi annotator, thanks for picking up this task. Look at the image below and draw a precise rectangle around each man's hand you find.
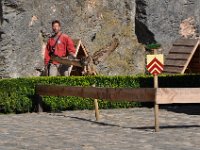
[68,53,76,60]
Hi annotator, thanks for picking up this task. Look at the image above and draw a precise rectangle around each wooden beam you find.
[50,55,83,67]
[163,66,183,73]
[36,85,156,102]
[165,60,186,67]
[156,88,200,104]
[170,46,193,54]
[165,53,190,60]
[173,39,199,46]
[36,85,200,104]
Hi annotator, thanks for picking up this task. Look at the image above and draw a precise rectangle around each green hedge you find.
[0,74,200,114]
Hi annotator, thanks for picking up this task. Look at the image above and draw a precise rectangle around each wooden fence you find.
[35,85,200,132]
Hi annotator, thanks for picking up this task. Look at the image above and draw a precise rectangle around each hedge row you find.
[0,74,200,114]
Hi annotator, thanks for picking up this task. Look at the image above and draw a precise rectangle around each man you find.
[44,20,76,76]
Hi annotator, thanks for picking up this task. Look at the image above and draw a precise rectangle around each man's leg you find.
[48,64,59,76]
[58,64,70,76]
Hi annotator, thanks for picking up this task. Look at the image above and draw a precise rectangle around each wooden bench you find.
[35,85,200,132]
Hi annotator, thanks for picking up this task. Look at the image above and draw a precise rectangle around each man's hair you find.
[52,20,61,26]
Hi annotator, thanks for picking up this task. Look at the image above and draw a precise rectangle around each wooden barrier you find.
[35,85,200,131]
[35,85,156,102]
[156,88,200,104]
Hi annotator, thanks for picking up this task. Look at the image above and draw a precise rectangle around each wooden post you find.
[154,75,159,132]
[92,85,100,121]
[36,94,43,113]
[94,99,100,121]
[153,49,160,132]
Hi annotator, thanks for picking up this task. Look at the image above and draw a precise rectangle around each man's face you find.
[52,23,61,34]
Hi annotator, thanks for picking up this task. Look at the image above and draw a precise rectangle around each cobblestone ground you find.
[1,107,200,150]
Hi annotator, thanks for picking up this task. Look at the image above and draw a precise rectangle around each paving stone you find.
[0,108,200,149]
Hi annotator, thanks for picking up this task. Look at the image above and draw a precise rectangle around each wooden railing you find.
[35,85,200,132]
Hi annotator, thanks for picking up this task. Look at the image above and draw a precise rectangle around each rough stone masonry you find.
[135,0,200,52]
[0,0,200,78]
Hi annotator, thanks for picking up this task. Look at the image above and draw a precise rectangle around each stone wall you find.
[136,0,200,53]
[0,0,145,78]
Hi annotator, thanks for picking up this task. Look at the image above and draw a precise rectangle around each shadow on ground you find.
[50,113,200,131]
[161,104,200,115]
[141,103,200,115]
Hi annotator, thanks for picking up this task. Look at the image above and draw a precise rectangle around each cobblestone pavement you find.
[1,108,200,150]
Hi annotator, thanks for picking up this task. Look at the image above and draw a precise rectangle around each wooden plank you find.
[165,60,186,67]
[165,53,190,60]
[170,46,194,54]
[173,39,198,46]
[156,88,200,104]
[36,85,156,102]
[163,66,183,73]
[50,55,83,67]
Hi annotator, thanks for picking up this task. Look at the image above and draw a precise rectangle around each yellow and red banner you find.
[146,54,164,75]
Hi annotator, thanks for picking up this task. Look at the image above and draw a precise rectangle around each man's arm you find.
[66,36,76,57]
[44,40,51,65]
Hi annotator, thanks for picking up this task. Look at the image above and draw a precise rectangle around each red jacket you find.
[44,33,76,65]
